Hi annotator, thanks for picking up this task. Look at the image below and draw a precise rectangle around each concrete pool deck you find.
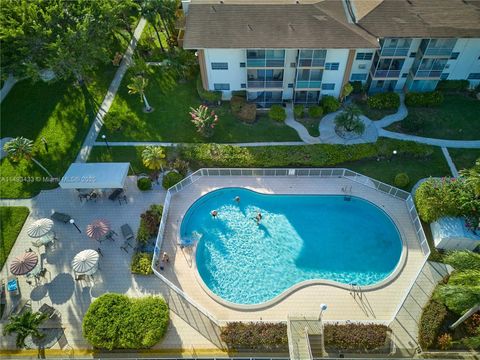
[158,175,426,324]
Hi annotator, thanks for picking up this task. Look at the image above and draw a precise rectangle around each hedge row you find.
[418,299,448,349]
[405,91,444,107]
[367,92,400,110]
[196,75,222,102]
[220,322,288,350]
[324,323,390,352]
[179,139,434,169]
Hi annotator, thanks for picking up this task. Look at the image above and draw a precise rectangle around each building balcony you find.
[422,48,454,57]
[295,81,322,89]
[298,59,325,67]
[246,59,284,68]
[412,70,443,79]
[380,48,409,57]
[371,69,401,79]
[247,80,284,89]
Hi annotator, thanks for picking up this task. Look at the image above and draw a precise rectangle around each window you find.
[213,83,230,90]
[321,83,335,90]
[468,73,480,80]
[402,73,408,78]
[358,64,366,70]
[350,73,367,81]
[440,73,449,80]
[409,52,417,58]
[450,52,459,60]
[325,63,339,70]
[288,83,293,88]
[355,52,373,61]
[241,83,246,88]
[211,62,228,70]
[290,62,296,67]
[240,62,246,68]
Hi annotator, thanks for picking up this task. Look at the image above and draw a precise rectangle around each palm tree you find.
[3,311,47,348]
[460,163,480,197]
[142,146,166,175]
[334,104,365,134]
[127,75,152,112]
[3,137,53,177]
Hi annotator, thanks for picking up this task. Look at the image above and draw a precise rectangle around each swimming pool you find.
[180,188,403,305]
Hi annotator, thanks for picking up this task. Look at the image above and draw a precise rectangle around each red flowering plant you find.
[189,105,219,138]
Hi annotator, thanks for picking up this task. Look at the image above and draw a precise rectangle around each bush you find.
[444,251,480,271]
[405,91,444,107]
[196,75,222,102]
[321,95,341,113]
[171,158,189,177]
[324,323,390,352]
[237,103,257,123]
[394,173,410,188]
[131,252,153,275]
[334,105,365,135]
[465,313,480,336]
[220,322,288,350]
[230,95,246,113]
[437,333,453,350]
[137,204,163,243]
[308,105,323,119]
[367,92,400,110]
[294,104,304,119]
[162,171,184,189]
[351,81,363,94]
[137,177,152,191]
[436,80,469,92]
[418,299,448,349]
[268,105,286,122]
[434,269,480,315]
[83,294,169,350]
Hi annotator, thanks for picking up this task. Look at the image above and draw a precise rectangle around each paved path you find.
[319,111,378,145]
[75,18,147,163]
[373,93,408,129]
[378,129,480,148]
[0,74,18,103]
[0,198,33,208]
[284,103,321,144]
[441,147,459,177]
[93,141,306,147]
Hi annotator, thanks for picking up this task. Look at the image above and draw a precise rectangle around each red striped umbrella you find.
[10,252,39,275]
[86,219,110,240]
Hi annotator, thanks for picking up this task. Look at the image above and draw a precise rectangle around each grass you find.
[355,101,397,121]
[448,148,480,171]
[385,94,480,140]
[0,207,30,270]
[102,68,300,143]
[137,22,170,62]
[0,65,116,199]
[296,116,320,137]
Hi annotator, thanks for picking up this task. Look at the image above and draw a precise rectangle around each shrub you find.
[465,313,480,336]
[83,294,169,350]
[341,82,354,101]
[367,92,400,110]
[137,204,163,243]
[436,80,469,92]
[162,171,184,189]
[437,333,453,350]
[351,81,363,94]
[443,251,480,271]
[231,95,246,113]
[171,158,189,177]
[268,105,286,122]
[334,105,365,135]
[137,177,152,191]
[418,299,448,349]
[405,91,444,107]
[308,105,323,119]
[220,322,288,350]
[189,105,219,138]
[321,95,341,113]
[294,104,304,119]
[131,252,153,275]
[196,75,222,102]
[237,103,257,123]
[324,323,389,352]
[394,173,410,188]
[434,269,480,315]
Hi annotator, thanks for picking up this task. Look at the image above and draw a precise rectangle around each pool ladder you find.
[349,283,362,300]
[341,186,352,201]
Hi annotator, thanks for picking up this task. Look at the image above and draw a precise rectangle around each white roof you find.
[59,163,129,189]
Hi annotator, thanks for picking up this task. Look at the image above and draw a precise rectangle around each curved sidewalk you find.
[379,129,480,148]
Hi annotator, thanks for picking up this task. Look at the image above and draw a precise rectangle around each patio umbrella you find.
[10,252,39,275]
[86,219,110,240]
[72,249,99,275]
[27,218,53,238]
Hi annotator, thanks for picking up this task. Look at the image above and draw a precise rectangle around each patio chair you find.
[50,212,71,223]
[108,188,123,201]
[121,224,134,241]
[105,230,117,242]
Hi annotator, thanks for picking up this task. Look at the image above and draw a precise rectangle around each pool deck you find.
[159,176,426,324]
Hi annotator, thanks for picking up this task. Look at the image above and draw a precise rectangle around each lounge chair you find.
[108,189,123,201]
[50,212,71,223]
[121,224,134,241]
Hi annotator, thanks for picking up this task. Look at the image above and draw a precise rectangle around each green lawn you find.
[102,68,300,143]
[0,207,29,270]
[0,65,115,198]
[385,94,480,140]
[355,101,397,121]
[296,116,320,137]
[448,148,480,171]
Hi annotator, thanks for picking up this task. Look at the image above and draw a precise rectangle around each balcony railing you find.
[247,80,283,88]
[423,48,453,57]
[380,48,409,57]
[298,59,325,67]
[372,69,401,78]
[296,81,322,89]
[414,70,443,78]
[247,59,284,67]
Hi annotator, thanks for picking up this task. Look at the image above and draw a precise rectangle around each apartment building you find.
[180,0,480,107]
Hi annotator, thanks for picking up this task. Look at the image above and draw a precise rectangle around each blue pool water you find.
[181,188,402,305]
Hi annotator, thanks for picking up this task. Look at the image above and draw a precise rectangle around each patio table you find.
[38,303,56,318]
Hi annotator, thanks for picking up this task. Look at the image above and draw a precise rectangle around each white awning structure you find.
[431,216,480,251]
[59,163,129,189]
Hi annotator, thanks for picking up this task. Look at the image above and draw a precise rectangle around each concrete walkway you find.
[75,18,147,163]
[284,103,321,144]
[0,74,18,103]
[441,147,459,177]
[378,129,480,148]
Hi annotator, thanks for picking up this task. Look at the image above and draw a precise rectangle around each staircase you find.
[287,316,325,360]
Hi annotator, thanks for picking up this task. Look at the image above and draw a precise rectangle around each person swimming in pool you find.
[211,210,218,218]
[255,212,262,224]
[234,196,240,203]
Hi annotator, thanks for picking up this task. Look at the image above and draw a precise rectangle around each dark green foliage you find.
[367,92,400,110]
[196,75,221,102]
[334,105,365,135]
[0,207,29,269]
[3,311,48,348]
[308,105,323,119]
[268,105,286,122]
[230,96,246,113]
[82,294,169,350]
[294,104,304,119]
[405,91,444,107]
[401,116,422,132]
[443,251,480,271]
[321,95,341,113]
[434,270,480,315]
[237,103,257,123]
[162,171,184,189]
[324,323,390,352]
[137,177,152,191]
[418,299,448,349]
[394,173,410,188]
[137,204,163,243]
[171,158,189,177]
[436,80,469,92]
[131,252,153,275]
[220,322,288,350]
[351,81,363,94]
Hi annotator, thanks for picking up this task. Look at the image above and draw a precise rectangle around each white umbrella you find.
[72,249,99,275]
[27,218,53,238]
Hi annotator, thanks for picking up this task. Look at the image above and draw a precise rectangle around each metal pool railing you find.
[151,168,431,327]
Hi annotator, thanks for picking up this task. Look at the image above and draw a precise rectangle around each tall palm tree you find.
[142,146,166,174]
[3,137,53,177]
[3,311,47,348]
[127,75,152,112]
